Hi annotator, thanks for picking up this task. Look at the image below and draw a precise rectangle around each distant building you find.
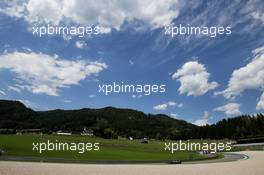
[0,129,14,134]
[17,129,42,134]
[56,130,72,135]
[140,137,149,144]
[198,150,210,155]
[81,128,94,136]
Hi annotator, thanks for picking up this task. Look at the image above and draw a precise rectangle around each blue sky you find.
[0,0,264,125]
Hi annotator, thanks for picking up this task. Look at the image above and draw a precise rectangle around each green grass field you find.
[0,134,221,163]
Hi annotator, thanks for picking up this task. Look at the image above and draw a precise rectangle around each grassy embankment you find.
[0,134,223,163]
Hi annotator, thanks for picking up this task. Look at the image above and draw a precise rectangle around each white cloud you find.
[193,119,208,126]
[153,103,168,111]
[167,101,177,106]
[153,101,182,110]
[62,34,72,41]
[219,46,264,110]
[8,85,22,93]
[177,103,183,108]
[99,27,112,34]
[256,92,264,110]
[221,46,264,99]
[168,101,183,108]
[129,59,134,65]
[88,94,96,98]
[63,100,72,103]
[172,61,218,96]
[75,40,87,49]
[253,45,264,55]
[0,52,107,96]
[241,0,264,25]
[170,113,179,118]
[0,89,6,95]
[18,99,37,109]
[214,103,241,116]
[132,94,142,99]
[1,0,181,30]
[251,11,264,25]
[193,111,211,126]
[0,1,26,18]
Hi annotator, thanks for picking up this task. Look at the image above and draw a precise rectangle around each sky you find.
[0,0,264,126]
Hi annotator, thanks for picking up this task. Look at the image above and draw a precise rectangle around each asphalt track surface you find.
[184,152,248,164]
[0,151,263,175]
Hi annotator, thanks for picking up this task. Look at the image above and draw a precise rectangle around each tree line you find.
[0,100,264,140]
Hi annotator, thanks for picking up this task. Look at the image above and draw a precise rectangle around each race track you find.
[0,151,263,175]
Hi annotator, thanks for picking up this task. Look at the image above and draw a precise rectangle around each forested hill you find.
[0,100,196,139]
[0,99,264,140]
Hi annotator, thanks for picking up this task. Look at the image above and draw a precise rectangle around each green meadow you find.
[0,134,222,163]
